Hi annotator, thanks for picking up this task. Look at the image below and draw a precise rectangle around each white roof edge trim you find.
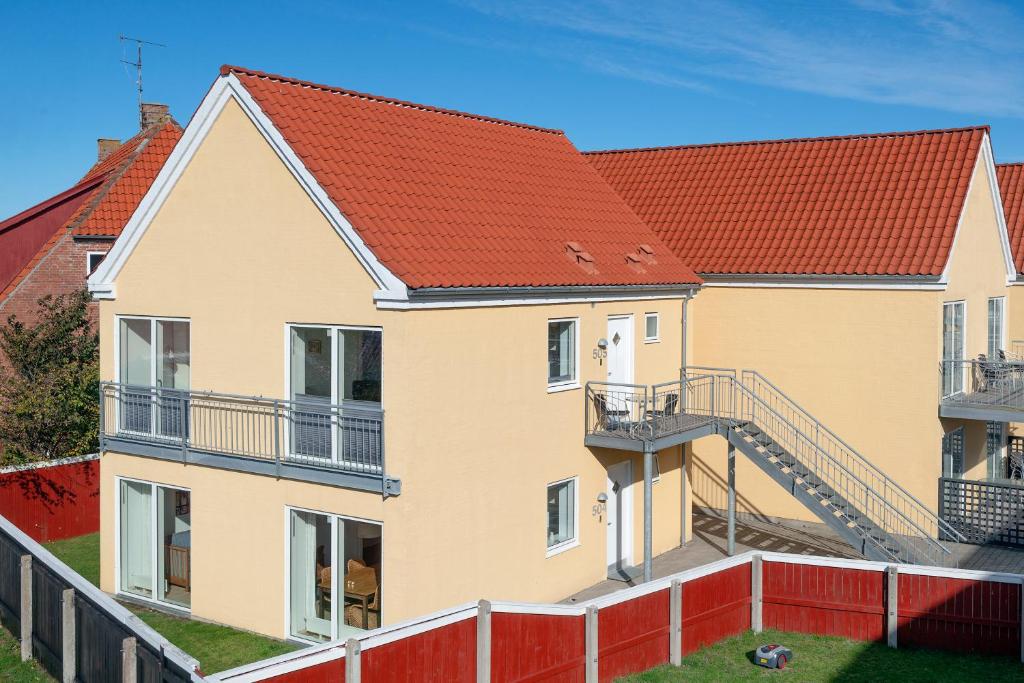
[939,133,1016,286]
[88,73,409,303]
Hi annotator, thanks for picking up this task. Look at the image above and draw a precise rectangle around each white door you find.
[606,460,633,571]
[606,316,634,385]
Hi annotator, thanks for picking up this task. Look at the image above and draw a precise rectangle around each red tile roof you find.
[997,163,1024,275]
[0,120,181,303]
[225,66,700,289]
[586,127,988,277]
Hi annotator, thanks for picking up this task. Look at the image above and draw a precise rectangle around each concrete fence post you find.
[20,555,32,662]
[121,636,137,683]
[585,605,598,683]
[669,579,682,666]
[751,554,763,633]
[61,588,76,683]
[477,600,491,683]
[1019,581,1023,664]
[346,638,361,682]
[886,565,898,649]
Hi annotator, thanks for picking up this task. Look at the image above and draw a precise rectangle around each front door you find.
[606,460,633,572]
[606,315,634,386]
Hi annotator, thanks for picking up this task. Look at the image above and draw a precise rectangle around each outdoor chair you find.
[649,392,678,418]
[593,392,629,433]
[1010,449,1024,480]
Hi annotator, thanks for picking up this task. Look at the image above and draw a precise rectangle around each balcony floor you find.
[584,412,717,452]
[939,389,1024,422]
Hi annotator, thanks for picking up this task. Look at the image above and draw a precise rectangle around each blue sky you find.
[2,0,1023,219]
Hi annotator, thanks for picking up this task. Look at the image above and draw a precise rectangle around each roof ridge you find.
[997,161,1024,168]
[584,125,990,156]
[221,64,566,136]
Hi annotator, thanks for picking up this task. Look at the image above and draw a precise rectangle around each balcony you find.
[100,382,400,496]
[584,377,719,452]
[939,358,1024,423]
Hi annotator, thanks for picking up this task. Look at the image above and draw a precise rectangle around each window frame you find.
[546,317,580,393]
[643,312,660,343]
[988,296,1006,359]
[941,301,966,398]
[86,251,107,275]
[545,475,580,557]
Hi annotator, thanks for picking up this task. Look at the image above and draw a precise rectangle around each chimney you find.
[97,138,121,162]
[140,102,171,130]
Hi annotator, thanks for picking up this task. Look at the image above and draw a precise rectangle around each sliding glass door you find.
[118,479,192,608]
[118,317,191,439]
[287,509,383,642]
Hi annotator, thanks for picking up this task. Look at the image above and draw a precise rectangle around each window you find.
[118,479,191,609]
[87,251,107,274]
[987,422,1007,480]
[942,427,965,479]
[652,453,661,482]
[546,477,577,554]
[942,302,965,397]
[117,317,190,437]
[988,297,1005,359]
[644,313,660,343]
[547,319,578,388]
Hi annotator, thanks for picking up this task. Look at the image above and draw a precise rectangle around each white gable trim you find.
[88,73,409,302]
[938,133,1016,286]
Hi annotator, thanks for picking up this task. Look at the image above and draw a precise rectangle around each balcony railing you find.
[939,359,1024,418]
[100,382,398,495]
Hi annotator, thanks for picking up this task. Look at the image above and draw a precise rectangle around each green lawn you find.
[0,619,51,682]
[618,629,1022,682]
[43,533,298,674]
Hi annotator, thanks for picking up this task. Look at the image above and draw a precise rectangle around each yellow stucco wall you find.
[688,153,1010,521]
[99,98,692,638]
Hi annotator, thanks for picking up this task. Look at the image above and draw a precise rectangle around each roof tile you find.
[997,163,1024,275]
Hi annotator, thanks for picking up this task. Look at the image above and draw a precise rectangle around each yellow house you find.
[87,66,704,641]
[589,127,1019,550]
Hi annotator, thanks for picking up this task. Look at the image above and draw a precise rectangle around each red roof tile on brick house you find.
[997,163,1024,276]
[225,66,700,289]
[586,127,988,277]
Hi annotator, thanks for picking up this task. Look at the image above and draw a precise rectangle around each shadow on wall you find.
[0,457,99,542]
[690,453,772,523]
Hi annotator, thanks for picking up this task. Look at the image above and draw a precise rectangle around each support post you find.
[585,605,598,683]
[669,579,682,666]
[477,600,491,683]
[727,443,736,556]
[886,565,898,649]
[121,636,136,683]
[61,589,75,683]
[751,554,763,633]
[643,443,654,583]
[20,555,32,662]
[1019,580,1024,664]
[346,638,361,682]
[679,444,687,547]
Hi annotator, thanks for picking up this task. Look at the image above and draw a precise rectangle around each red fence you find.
[0,455,99,542]
[211,553,1024,683]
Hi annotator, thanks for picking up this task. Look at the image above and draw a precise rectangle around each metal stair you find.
[685,368,966,567]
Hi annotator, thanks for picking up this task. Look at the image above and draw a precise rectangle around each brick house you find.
[0,104,182,341]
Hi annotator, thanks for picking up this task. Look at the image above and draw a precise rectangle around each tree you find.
[0,289,99,465]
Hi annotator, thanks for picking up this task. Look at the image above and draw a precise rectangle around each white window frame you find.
[988,296,1006,359]
[941,301,966,399]
[113,315,191,437]
[652,453,661,483]
[545,475,580,557]
[283,505,384,643]
[546,317,580,393]
[86,251,107,275]
[643,312,660,343]
[113,475,192,612]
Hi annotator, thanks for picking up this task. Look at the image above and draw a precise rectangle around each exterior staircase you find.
[682,368,965,567]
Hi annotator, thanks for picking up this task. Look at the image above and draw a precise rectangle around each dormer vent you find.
[566,242,597,274]
[637,244,657,264]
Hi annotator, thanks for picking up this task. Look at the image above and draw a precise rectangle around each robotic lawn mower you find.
[755,644,793,670]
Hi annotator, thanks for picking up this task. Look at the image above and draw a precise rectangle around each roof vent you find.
[637,244,657,265]
[625,252,647,274]
[566,242,597,275]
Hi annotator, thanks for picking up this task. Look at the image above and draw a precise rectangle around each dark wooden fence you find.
[940,476,1024,547]
[0,455,100,543]
[0,513,201,682]
[209,552,1024,683]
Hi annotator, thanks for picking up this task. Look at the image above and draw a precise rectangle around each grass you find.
[618,629,1023,682]
[0,622,51,682]
[42,533,298,674]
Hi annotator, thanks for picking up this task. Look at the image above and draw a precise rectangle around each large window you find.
[988,297,1005,359]
[288,509,382,642]
[546,477,578,555]
[118,317,191,437]
[118,479,191,608]
[547,319,578,388]
[942,302,965,397]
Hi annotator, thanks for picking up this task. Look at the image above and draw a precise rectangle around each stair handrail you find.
[739,369,966,545]
[726,377,934,564]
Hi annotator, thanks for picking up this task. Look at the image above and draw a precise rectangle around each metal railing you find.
[100,382,384,475]
[940,359,1024,412]
[584,376,717,442]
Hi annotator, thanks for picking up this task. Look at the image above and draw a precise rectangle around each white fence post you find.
[477,599,491,683]
[122,636,137,682]
[62,588,76,683]
[886,565,898,649]
[751,554,763,633]
[346,638,361,682]
[20,555,32,662]
[585,605,599,683]
[670,579,682,666]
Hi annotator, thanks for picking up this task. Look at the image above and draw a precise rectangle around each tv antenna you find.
[120,34,166,129]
